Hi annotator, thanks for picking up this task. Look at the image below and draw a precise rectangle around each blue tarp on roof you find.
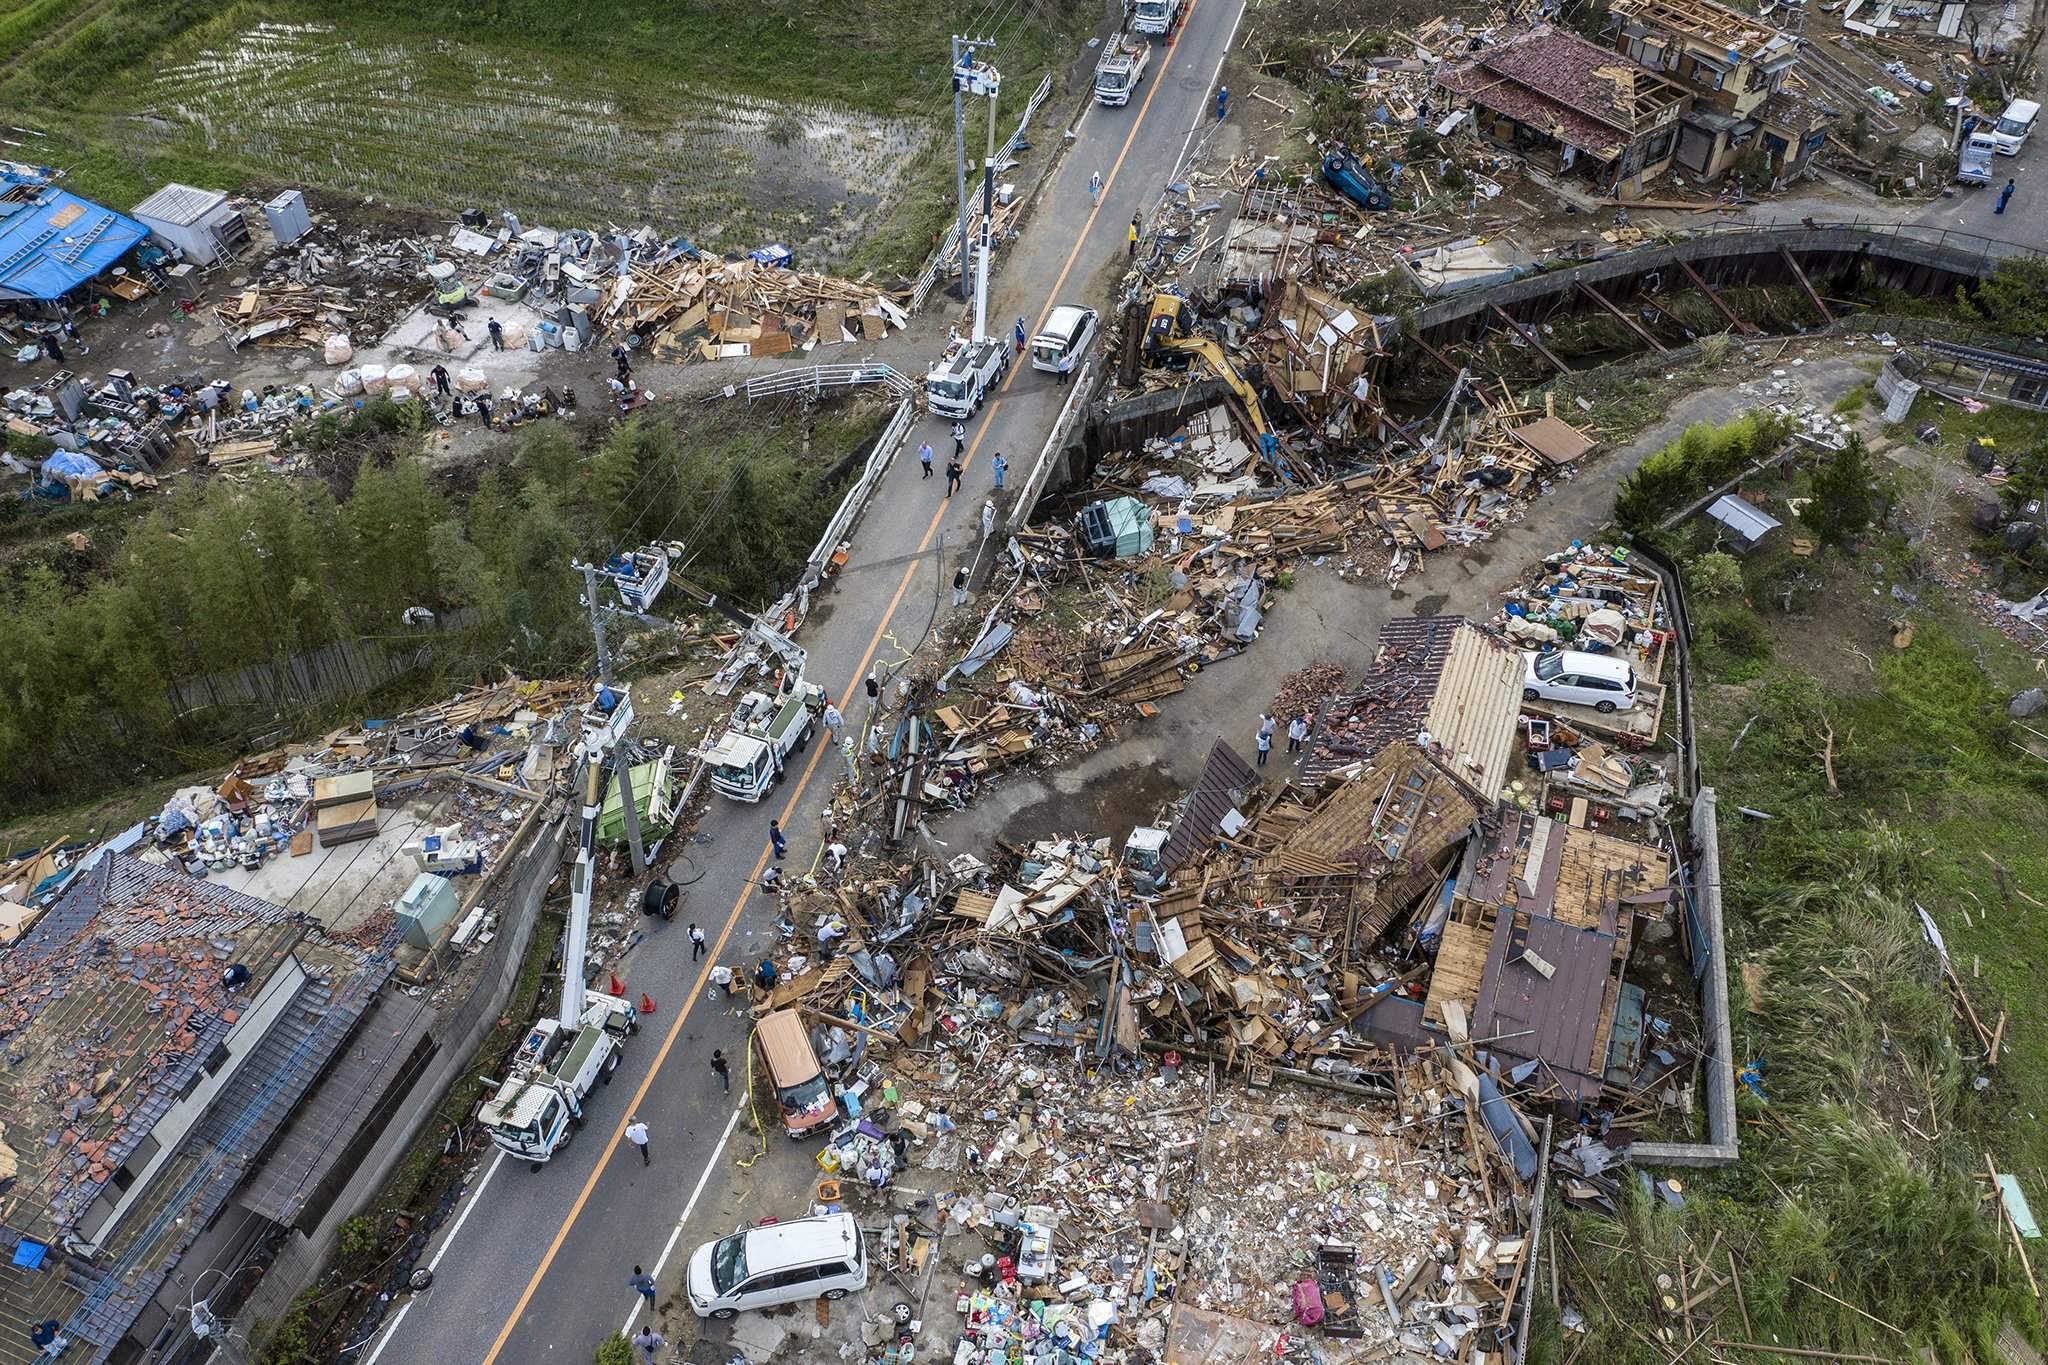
[0,188,148,302]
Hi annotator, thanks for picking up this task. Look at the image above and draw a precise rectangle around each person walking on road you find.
[1013,316,1027,356]
[1128,216,1140,257]
[1215,85,1230,121]
[1998,178,2017,214]
[1255,725,1272,767]
[945,457,963,496]
[991,452,1008,489]
[1287,712,1309,755]
[430,363,451,398]
[769,819,788,860]
[952,564,970,607]
[1088,169,1103,206]
[487,318,504,350]
[631,1325,667,1365]
[919,441,934,478]
[625,1118,651,1166]
[688,923,707,961]
[952,420,966,457]
[822,700,843,740]
[629,1265,657,1309]
[710,1049,731,1093]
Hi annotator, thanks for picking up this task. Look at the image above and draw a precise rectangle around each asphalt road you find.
[361,4,1247,1361]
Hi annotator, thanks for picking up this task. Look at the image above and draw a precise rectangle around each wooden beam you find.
[1490,304,1569,374]
[1575,280,1667,352]
[1777,247,1834,324]
[1675,258,1753,334]
[1411,332,1464,377]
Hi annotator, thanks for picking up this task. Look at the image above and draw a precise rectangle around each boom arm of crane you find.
[561,688,634,1028]
[1159,337,1270,439]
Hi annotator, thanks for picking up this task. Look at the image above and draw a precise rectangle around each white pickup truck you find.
[479,990,637,1170]
[925,337,1007,419]
[1094,34,1149,106]
[1957,130,1999,185]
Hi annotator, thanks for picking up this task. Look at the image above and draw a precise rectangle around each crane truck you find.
[477,689,640,1170]
[674,581,828,803]
[1093,33,1149,106]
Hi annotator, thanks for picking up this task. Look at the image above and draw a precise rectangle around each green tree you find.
[1802,435,1879,549]
[1962,254,2048,338]
[1686,550,1746,600]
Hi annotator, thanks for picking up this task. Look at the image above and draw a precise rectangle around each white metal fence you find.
[909,72,1057,312]
[737,362,917,402]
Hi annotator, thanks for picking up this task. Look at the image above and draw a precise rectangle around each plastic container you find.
[389,386,413,404]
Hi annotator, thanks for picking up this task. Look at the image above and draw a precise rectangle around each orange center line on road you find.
[478,408,1004,1363]
[998,0,1200,397]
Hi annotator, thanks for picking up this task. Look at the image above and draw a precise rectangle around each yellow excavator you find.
[1140,293,1276,455]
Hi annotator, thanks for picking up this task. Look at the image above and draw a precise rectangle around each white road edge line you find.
[1171,0,1250,176]
[620,1105,746,1336]
[362,1148,508,1365]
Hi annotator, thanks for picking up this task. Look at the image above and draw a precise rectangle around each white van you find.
[1030,305,1099,375]
[686,1212,868,1319]
[1995,99,2039,155]
[1522,649,1637,713]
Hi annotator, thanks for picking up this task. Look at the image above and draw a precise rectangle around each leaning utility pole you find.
[951,35,997,303]
[574,560,647,874]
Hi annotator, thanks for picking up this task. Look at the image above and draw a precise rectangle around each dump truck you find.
[1093,33,1149,106]
[1130,0,1187,37]
[925,336,1007,419]
[708,669,825,802]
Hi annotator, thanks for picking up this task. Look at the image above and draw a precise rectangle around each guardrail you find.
[761,396,917,635]
[910,72,1057,313]
[1006,357,1095,530]
[737,362,917,402]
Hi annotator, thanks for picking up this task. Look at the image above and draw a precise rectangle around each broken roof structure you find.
[1612,0,1801,68]
[1427,811,1674,1104]
[0,855,391,1362]
[1303,616,1523,798]
[1434,23,1690,163]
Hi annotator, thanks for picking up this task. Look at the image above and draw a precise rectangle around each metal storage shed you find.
[131,182,249,265]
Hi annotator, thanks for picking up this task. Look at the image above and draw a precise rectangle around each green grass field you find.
[0,0,1093,273]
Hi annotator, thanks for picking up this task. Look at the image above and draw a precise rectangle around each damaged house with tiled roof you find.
[1610,0,1833,186]
[0,855,392,1365]
[1433,22,1693,198]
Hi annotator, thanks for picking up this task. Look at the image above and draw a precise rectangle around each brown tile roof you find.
[0,858,308,1244]
[1435,24,1689,161]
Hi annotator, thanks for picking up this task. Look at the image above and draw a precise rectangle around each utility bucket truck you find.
[477,688,640,1169]
[674,580,827,803]
[1094,34,1149,106]
[925,337,1007,419]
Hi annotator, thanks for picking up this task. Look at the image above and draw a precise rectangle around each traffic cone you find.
[640,992,657,1015]
[607,971,626,996]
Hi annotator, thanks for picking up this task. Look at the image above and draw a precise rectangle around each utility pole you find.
[574,561,647,875]
[952,36,998,305]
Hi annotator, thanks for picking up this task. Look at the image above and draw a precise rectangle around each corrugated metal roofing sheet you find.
[130,182,228,227]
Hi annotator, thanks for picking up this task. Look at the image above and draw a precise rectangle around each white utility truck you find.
[925,337,1008,419]
[1130,0,1188,38]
